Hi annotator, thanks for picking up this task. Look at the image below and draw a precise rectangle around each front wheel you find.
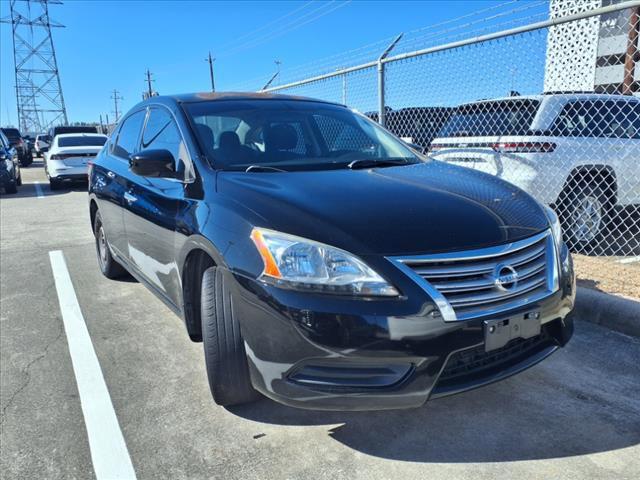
[93,210,127,279]
[201,266,258,406]
[4,180,17,194]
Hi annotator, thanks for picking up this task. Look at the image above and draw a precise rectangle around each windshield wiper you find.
[245,165,286,173]
[347,158,412,170]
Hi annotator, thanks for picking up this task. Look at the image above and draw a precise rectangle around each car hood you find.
[217,161,550,256]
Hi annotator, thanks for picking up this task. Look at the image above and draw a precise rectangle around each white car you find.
[429,93,640,247]
[44,133,107,190]
[34,134,49,157]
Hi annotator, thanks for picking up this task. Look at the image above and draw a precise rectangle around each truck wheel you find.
[561,184,611,250]
[93,210,127,279]
[201,266,258,406]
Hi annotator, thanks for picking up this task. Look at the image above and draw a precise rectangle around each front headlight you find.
[545,206,563,251]
[250,227,399,297]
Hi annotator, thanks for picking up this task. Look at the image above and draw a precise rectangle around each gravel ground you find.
[574,254,640,299]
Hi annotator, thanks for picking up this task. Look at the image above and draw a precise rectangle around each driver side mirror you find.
[0,151,7,161]
[129,149,176,178]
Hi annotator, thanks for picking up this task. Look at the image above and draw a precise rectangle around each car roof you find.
[55,133,106,138]
[459,92,639,107]
[139,91,342,107]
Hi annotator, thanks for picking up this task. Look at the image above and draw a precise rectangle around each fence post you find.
[377,33,403,127]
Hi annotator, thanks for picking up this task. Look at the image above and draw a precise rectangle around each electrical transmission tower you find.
[1,0,68,133]
[111,89,123,123]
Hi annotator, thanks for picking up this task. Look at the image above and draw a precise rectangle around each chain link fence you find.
[262,0,640,299]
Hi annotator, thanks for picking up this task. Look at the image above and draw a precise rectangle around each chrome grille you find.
[389,230,558,322]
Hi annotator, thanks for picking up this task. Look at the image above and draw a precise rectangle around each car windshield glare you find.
[184,100,422,171]
[58,136,107,147]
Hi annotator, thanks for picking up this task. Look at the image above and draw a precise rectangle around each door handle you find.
[106,171,115,178]
[124,192,137,203]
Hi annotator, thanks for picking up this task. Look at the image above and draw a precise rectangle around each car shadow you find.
[1,181,89,199]
[226,346,640,463]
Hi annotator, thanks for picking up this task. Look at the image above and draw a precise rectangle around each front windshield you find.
[184,99,422,171]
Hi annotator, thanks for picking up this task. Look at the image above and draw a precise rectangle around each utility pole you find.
[145,69,155,98]
[111,89,123,123]
[205,51,216,92]
[261,60,283,91]
[274,59,282,85]
[623,6,639,95]
[1,0,68,133]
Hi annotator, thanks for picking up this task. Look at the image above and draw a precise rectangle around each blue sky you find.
[0,0,550,127]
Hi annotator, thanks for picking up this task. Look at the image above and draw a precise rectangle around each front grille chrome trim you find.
[387,230,558,322]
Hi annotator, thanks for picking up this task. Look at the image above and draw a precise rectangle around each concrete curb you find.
[575,286,640,337]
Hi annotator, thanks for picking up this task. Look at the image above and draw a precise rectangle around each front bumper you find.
[229,245,575,411]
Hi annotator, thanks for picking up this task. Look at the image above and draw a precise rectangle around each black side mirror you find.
[0,151,7,161]
[129,149,176,178]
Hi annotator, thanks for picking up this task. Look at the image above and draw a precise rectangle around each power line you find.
[215,0,315,52]
[219,1,352,58]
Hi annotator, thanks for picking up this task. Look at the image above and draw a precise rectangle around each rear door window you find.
[113,110,146,158]
[552,100,640,138]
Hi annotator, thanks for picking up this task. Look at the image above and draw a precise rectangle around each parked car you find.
[45,133,107,190]
[0,130,21,194]
[38,126,101,155]
[34,134,48,157]
[89,92,575,411]
[0,127,33,167]
[429,93,640,248]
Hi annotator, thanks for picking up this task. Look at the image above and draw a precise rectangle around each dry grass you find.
[573,254,640,299]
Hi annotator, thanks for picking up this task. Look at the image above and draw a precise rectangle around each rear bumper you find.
[49,163,88,181]
[228,245,576,411]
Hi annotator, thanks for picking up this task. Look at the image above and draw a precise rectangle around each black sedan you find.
[0,130,21,194]
[0,127,33,167]
[88,92,575,411]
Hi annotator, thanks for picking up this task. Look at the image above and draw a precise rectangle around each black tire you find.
[4,180,17,194]
[16,171,22,186]
[93,210,127,279]
[49,178,61,191]
[561,183,611,250]
[201,266,258,406]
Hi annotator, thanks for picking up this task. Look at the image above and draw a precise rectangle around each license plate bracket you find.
[484,312,541,352]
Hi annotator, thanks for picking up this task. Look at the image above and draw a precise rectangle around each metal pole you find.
[342,72,347,105]
[377,33,403,127]
[623,6,639,94]
[146,69,153,97]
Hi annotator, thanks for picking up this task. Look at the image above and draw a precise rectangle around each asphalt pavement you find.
[1,161,639,480]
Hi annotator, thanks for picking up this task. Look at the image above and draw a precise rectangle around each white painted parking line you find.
[34,181,45,199]
[49,250,136,480]
[617,256,640,264]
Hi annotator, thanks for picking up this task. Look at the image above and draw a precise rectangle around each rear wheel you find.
[49,177,61,191]
[561,183,611,249]
[201,266,258,406]
[93,210,127,279]
[16,170,22,186]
